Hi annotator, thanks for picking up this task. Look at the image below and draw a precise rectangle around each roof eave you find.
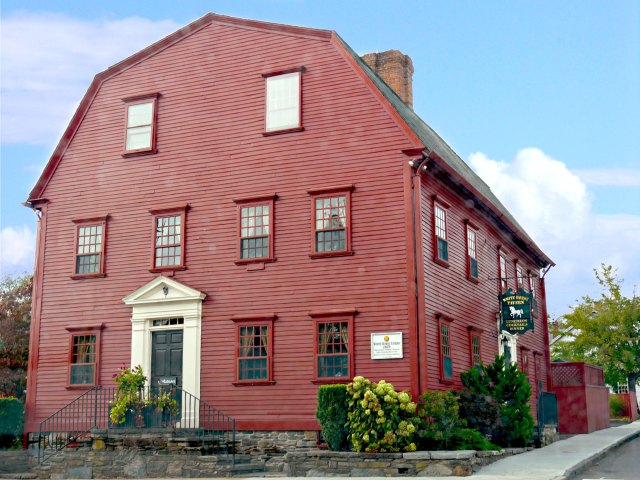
[427,150,554,268]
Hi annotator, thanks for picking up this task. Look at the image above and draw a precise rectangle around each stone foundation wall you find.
[35,432,232,479]
[32,430,533,478]
[284,449,530,477]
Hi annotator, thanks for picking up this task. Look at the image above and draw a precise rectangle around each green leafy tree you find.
[0,274,32,400]
[552,265,640,392]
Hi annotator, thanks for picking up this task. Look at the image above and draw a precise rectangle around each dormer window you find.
[263,69,303,134]
[123,94,158,155]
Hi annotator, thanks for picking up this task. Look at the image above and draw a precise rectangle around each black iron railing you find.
[37,386,235,465]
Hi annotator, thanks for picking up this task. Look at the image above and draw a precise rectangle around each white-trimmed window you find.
[434,204,448,262]
[264,70,302,133]
[466,223,478,281]
[123,94,158,155]
[516,263,525,290]
[499,252,508,292]
[530,274,537,299]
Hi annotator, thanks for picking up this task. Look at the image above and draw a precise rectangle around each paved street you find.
[575,436,640,480]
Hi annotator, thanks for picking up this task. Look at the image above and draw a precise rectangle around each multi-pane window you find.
[265,71,302,133]
[72,217,107,277]
[315,196,347,253]
[533,353,542,397]
[434,205,448,262]
[154,215,182,268]
[123,94,158,154]
[530,274,537,299]
[499,253,508,292]
[440,321,453,381]
[238,325,269,381]
[520,349,530,376]
[75,224,103,274]
[69,334,97,385]
[241,205,270,259]
[466,225,478,280]
[471,333,481,367]
[516,264,525,290]
[317,322,349,378]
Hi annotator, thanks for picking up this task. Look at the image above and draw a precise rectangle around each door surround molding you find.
[123,276,205,399]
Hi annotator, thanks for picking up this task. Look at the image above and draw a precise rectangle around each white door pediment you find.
[123,276,206,305]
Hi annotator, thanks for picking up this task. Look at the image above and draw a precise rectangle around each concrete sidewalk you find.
[238,421,640,480]
[471,420,640,480]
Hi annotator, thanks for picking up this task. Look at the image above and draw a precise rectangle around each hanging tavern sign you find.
[499,288,534,334]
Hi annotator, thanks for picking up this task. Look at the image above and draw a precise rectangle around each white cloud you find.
[0,225,36,277]
[469,148,590,243]
[572,168,640,187]
[468,148,640,316]
[1,12,180,145]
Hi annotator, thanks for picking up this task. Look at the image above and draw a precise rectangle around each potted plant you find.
[109,365,148,427]
[155,388,179,426]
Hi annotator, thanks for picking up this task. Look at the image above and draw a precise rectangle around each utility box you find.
[551,362,609,434]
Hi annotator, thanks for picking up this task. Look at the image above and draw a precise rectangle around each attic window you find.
[123,93,159,156]
[263,69,303,135]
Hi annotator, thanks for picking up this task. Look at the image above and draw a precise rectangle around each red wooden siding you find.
[25,22,420,432]
[419,172,550,401]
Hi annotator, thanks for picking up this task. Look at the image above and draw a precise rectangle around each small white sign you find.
[371,332,403,359]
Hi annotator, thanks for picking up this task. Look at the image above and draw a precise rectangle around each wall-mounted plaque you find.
[371,332,403,359]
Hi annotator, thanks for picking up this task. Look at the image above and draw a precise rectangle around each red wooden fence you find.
[551,362,609,434]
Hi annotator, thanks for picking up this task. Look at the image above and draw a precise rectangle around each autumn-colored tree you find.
[552,265,640,392]
[0,274,32,400]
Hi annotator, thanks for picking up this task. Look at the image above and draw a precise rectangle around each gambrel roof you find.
[26,12,553,267]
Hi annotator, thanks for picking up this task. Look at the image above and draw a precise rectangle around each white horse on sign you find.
[509,306,524,318]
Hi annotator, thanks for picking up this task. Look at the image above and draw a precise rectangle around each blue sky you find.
[1,0,639,317]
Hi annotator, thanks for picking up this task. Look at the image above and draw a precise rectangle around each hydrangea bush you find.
[345,376,418,453]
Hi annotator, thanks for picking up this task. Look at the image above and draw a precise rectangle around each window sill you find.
[66,384,95,390]
[71,273,106,280]
[439,378,454,385]
[434,257,449,268]
[311,378,350,385]
[122,148,158,158]
[309,250,354,259]
[233,381,276,387]
[467,276,480,284]
[149,266,187,274]
[262,126,304,137]
[234,258,275,265]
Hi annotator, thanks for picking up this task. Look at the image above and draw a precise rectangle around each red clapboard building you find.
[23,13,554,436]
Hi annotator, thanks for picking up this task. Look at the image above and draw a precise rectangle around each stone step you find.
[231,462,266,475]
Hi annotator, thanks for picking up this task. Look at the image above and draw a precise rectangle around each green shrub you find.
[415,391,500,451]
[448,427,500,451]
[461,355,534,447]
[416,391,466,450]
[610,395,625,418]
[456,390,501,440]
[346,376,418,453]
[0,397,24,448]
[316,384,349,451]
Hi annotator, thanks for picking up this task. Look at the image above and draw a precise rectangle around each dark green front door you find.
[151,330,183,389]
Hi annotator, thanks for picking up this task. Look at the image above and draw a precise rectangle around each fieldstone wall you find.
[285,450,512,477]
[32,430,533,478]
[34,432,232,479]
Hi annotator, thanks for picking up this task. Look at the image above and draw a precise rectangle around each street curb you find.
[559,428,640,480]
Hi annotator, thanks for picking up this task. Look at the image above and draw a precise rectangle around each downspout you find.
[22,199,48,446]
[540,265,553,392]
[408,154,428,396]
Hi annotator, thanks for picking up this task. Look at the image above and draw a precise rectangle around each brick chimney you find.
[361,50,414,108]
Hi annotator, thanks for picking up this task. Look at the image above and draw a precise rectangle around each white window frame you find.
[265,71,301,132]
